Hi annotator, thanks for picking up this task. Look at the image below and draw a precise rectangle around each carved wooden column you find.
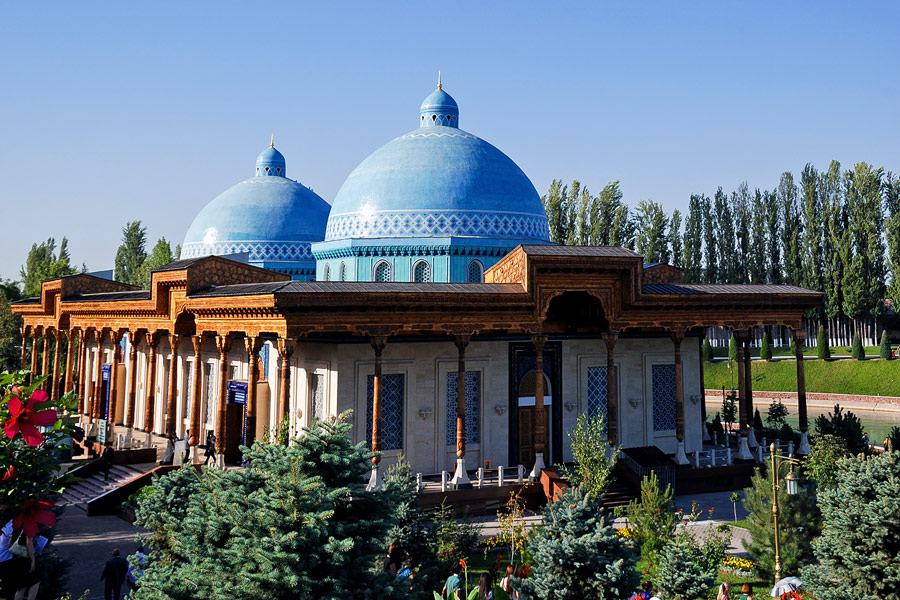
[366,336,387,491]
[529,334,547,479]
[126,335,139,429]
[189,335,203,450]
[214,334,233,460]
[77,329,91,415]
[20,327,28,371]
[450,335,471,488]
[793,329,811,454]
[672,330,689,465]
[29,327,41,384]
[602,333,618,446]
[50,329,62,402]
[165,334,181,437]
[108,331,123,441]
[143,332,160,433]
[244,336,262,448]
[63,329,77,396]
[40,331,50,389]
[276,338,294,424]
[744,335,758,449]
[698,335,711,442]
[91,329,107,421]
[734,330,753,460]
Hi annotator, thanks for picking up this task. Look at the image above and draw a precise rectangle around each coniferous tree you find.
[635,200,669,264]
[742,466,820,582]
[779,172,803,286]
[626,472,676,572]
[668,209,682,269]
[764,190,782,284]
[822,162,846,327]
[816,325,830,359]
[700,194,717,283]
[800,165,825,306]
[656,531,715,600]
[702,338,712,363]
[728,334,737,363]
[802,451,900,600]
[880,330,892,360]
[749,189,768,284]
[19,237,80,297]
[760,332,772,361]
[521,486,639,600]
[114,220,148,286]
[884,172,900,304]
[732,182,752,283]
[682,195,703,283]
[132,413,404,600]
[714,187,737,283]
[850,332,864,361]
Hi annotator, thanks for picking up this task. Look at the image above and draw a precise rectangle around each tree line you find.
[543,161,900,344]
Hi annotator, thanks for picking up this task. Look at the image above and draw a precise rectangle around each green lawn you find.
[704,357,900,396]
[710,345,880,358]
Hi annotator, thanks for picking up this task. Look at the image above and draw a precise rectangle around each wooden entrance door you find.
[517,405,550,467]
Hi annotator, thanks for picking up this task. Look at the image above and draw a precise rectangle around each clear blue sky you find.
[1,2,898,281]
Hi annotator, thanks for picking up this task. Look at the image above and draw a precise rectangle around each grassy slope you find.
[710,345,880,358]
[704,358,900,396]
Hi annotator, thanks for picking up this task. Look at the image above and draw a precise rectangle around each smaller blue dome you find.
[256,137,287,176]
[420,78,459,128]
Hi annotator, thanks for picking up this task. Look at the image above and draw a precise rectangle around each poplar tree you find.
[19,237,79,297]
[883,172,900,304]
[574,186,592,246]
[564,181,581,246]
[635,200,669,264]
[114,220,148,286]
[700,194,718,283]
[139,238,176,288]
[845,163,886,317]
[682,195,703,283]
[611,204,634,249]
[800,165,825,305]
[822,162,846,326]
[779,172,803,286]
[732,182,752,283]
[668,209,683,269]
[542,179,568,244]
[748,189,768,284]
[592,181,624,245]
[764,190,782,284]
[714,187,737,283]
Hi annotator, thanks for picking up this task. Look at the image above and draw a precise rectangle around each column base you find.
[529,452,546,481]
[122,428,132,449]
[702,423,712,442]
[797,431,811,455]
[366,463,383,492]
[674,441,690,465]
[449,458,472,489]
[747,426,759,449]
[736,435,754,461]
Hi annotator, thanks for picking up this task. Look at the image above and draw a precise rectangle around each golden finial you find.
[270,133,275,149]
[437,70,442,90]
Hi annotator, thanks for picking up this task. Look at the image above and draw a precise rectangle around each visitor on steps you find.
[101,443,115,481]
[204,431,216,466]
[100,548,129,600]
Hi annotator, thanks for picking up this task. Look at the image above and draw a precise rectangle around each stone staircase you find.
[61,463,158,512]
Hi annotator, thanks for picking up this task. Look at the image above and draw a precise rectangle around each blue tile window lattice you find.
[467,260,483,283]
[366,373,404,450]
[445,371,480,446]
[652,364,677,431]
[260,343,270,381]
[586,366,608,434]
[374,261,392,282]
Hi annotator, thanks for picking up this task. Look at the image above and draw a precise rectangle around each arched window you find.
[467,260,483,283]
[339,262,347,281]
[413,260,431,283]
[374,261,392,282]
[324,264,331,281]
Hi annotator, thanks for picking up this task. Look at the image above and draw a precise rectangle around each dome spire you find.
[270,133,275,149]
[256,138,286,177]
[420,78,459,129]
[437,70,442,90]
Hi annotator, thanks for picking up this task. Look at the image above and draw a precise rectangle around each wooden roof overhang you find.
[12,247,823,342]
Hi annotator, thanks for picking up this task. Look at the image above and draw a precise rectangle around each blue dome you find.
[182,143,330,276]
[324,87,549,243]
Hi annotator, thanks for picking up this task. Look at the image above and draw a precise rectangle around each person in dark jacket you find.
[100,444,115,481]
[100,548,129,600]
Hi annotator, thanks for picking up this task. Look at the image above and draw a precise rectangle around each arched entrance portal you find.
[508,341,563,467]
[516,368,552,467]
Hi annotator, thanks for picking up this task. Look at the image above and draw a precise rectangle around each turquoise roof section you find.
[323,86,550,245]
[182,144,330,278]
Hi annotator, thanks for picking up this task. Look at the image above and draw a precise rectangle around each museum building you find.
[11,82,821,486]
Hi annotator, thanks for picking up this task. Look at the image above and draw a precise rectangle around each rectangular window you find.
[185,361,194,416]
[365,374,404,451]
[261,343,270,381]
[446,371,480,446]
[204,362,216,428]
[586,366,608,434]
[310,373,326,421]
[652,364,676,432]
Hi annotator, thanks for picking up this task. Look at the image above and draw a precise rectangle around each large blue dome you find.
[323,87,549,244]
[182,142,330,279]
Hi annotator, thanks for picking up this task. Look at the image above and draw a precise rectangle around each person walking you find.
[100,548,130,600]
[204,431,217,466]
[739,583,753,600]
[476,571,494,599]
[441,562,462,599]
[499,565,519,599]
[1,520,43,600]
[101,443,115,481]
[717,582,732,600]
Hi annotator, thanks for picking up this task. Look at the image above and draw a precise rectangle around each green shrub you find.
[886,425,900,451]
[760,332,773,361]
[805,434,848,489]
[816,325,830,359]
[702,338,713,362]
[766,400,789,429]
[728,334,738,362]
[625,472,676,574]
[814,404,866,455]
[850,332,864,360]
[879,330,892,360]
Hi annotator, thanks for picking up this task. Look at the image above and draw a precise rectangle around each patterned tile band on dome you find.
[180,240,315,262]
[652,364,676,432]
[324,211,550,241]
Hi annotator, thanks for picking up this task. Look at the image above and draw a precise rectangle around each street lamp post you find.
[770,442,802,584]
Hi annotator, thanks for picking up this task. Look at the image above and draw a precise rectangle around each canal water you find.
[782,404,900,446]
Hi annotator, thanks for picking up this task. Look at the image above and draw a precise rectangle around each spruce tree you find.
[702,339,712,363]
[520,486,639,600]
[131,412,404,600]
[114,220,148,285]
[728,334,737,362]
[625,472,676,572]
[656,531,715,600]
[742,466,820,582]
[816,325,831,359]
[802,450,900,600]
[850,332,864,360]
[760,332,772,361]
[880,329,892,359]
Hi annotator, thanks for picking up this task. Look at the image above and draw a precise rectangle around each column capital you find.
[168,332,181,352]
[792,329,807,344]
[244,335,263,355]
[602,332,618,351]
[370,336,387,357]
[190,334,203,355]
[453,334,471,352]
[216,333,233,355]
[144,330,160,349]
[531,333,547,354]
[277,337,295,359]
[670,328,686,344]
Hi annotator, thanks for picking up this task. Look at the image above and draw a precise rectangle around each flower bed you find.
[720,555,757,578]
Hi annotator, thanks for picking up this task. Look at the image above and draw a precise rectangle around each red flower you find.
[12,498,56,538]
[4,389,57,446]
[2,465,17,483]
[522,566,531,576]
[459,559,467,569]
